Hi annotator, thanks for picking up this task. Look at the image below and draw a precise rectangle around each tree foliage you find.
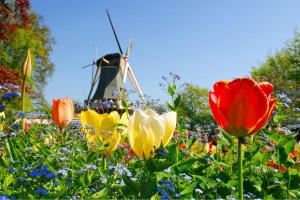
[0,0,55,108]
[177,84,216,131]
[251,31,300,126]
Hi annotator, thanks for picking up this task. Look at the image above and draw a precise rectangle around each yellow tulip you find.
[0,112,5,131]
[0,112,5,119]
[80,109,128,155]
[128,109,177,159]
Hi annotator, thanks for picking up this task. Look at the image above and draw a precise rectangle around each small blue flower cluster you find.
[17,112,25,118]
[0,83,19,90]
[111,163,132,177]
[35,188,48,196]
[155,148,167,157]
[2,91,21,100]
[157,180,180,200]
[0,105,5,112]
[8,166,15,173]
[10,124,20,130]
[29,165,57,180]
[0,195,10,200]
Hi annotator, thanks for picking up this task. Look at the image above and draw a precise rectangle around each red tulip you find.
[279,165,286,173]
[51,97,74,130]
[24,122,30,133]
[179,144,187,151]
[209,78,276,137]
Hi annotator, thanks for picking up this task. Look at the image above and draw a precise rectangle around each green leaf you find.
[166,102,174,111]
[288,190,300,198]
[172,158,197,173]
[174,94,182,108]
[87,152,97,163]
[123,176,138,194]
[279,146,288,164]
[145,159,174,172]
[180,182,197,195]
[254,184,262,192]
[91,188,108,199]
[167,85,175,97]
[284,140,295,154]
[263,130,280,143]
[0,157,8,168]
[6,138,18,161]
[84,172,91,186]
[140,177,157,199]
[4,174,14,188]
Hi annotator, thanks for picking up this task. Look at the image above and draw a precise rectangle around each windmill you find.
[82,10,144,109]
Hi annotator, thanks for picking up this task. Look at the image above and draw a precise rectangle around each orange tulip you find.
[51,97,74,130]
[209,78,276,137]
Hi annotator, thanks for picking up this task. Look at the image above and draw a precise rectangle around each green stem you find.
[176,145,179,163]
[104,157,107,170]
[238,137,243,200]
[21,75,26,130]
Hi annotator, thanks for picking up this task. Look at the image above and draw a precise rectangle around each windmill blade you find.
[86,60,102,103]
[127,64,144,100]
[82,62,95,69]
[106,9,123,55]
[121,40,132,83]
[94,44,99,59]
[126,40,132,58]
[122,62,129,83]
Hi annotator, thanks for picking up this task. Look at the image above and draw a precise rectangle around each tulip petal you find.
[161,112,177,147]
[128,110,147,148]
[149,115,165,148]
[100,112,120,132]
[81,110,103,133]
[209,92,228,131]
[119,112,129,134]
[103,130,121,155]
[141,125,154,159]
[51,99,60,125]
[52,97,74,129]
[145,109,160,118]
[213,80,229,98]
[132,128,144,158]
[127,114,135,149]
[249,98,277,135]
[218,78,269,136]
[258,82,274,100]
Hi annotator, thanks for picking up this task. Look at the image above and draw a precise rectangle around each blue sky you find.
[30,0,300,104]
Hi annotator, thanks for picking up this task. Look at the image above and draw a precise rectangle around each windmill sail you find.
[127,64,144,100]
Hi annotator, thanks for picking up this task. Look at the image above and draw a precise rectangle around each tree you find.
[251,31,300,126]
[0,0,55,108]
[177,84,216,131]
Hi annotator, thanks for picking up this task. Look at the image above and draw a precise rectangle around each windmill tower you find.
[82,10,144,112]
